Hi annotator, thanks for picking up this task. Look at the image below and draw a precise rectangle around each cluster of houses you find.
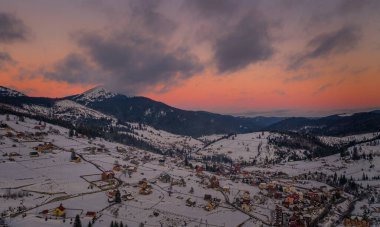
[343,216,370,227]
[40,204,97,221]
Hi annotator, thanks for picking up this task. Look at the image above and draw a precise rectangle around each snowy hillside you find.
[1,114,380,227]
[196,132,308,164]
[0,86,25,97]
[72,87,117,105]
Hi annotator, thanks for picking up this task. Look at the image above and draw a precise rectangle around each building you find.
[275,205,283,226]
[29,151,39,157]
[101,171,115,181]
[85,211,97,219]
[52,204,66,217]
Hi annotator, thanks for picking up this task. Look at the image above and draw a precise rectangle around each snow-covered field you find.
[1,114,379,227]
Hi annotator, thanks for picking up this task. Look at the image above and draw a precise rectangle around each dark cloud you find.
[185,0,238,18]
[338,0,379,14]
[45,31,203,94]
[128,0,177,36]
[288,25,360,70]
[313,83,333,95]
[283,71,321,83]
[44,53,101,84]
[0,12,29,43]
[0,51,15,69]
[213,13,274,73]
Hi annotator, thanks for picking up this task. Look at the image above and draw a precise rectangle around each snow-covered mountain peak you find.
[0,86,26,97]
[74,86,117,103]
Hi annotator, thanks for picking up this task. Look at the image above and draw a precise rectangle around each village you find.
[0,114,379,227]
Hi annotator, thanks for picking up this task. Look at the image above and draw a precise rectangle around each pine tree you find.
[120,221,124,227]
[352,147,360,160]
[115,190,121,203]
[74,214,82,227]
[110,221,114,227]
[87,222,92,227]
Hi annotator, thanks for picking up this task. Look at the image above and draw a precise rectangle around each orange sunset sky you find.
[1,0,380,116]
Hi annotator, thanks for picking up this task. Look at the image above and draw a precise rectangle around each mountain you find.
[69,87,280,137]
[0,86,283,137]
[0,86,25,97]
[267,112,380,136]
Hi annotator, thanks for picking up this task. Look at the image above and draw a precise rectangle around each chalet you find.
[116,146,127,153]
[126,165,137,172]
[209,176,219,188]
[40,209,49,215]
[71,157,81,163]
[158,159,165,166]
[29,151,39,157]
[159,172,171,183]
[52,204,65,217]
[0,218,8,227]
[204,194,212,201]
[259,183,267,190]
[241,203,251,212]
[85,211,97,219]
[34,143,53,152]
[186,198,196,207]
[241,191,251,204]
[101,171,115,181]
[9,152,21,157]
[113,164,121,172]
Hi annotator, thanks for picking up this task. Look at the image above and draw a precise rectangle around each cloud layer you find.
[288,26,361,70]
[0,12,29,43]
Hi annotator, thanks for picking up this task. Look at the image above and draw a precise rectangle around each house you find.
[85,211,97,219]
[158,159,165,166]
[241,191,251,204]
[52,204,66,217]
[71,157,81,163]
[241,203,251,212]
[159,172,171,183]
[204,194,212,201]
[101,171,115,181]
[209,176,219,188]
[0,218,8,227]
[259,183,267,190]
[40,210,49,215]
[113,164,121,172]
[34,143,53,152]
[344,216,370,227]
[29,151,39,157]
[186,198,196,207]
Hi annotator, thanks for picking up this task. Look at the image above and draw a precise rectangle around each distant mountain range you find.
[0,85,379,137]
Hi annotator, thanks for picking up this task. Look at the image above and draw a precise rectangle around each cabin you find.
[34,143,53,152]
[158,159,165,166]
[209,176,219,188]
[29,151,39,157]
[159,172,171,183]
[113,164,121,172]
[71,157,81,163]
[85,211,97,219]
[101,171,115,181]
[52,204,66,217]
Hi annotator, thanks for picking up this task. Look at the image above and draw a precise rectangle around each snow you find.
[73,87,116,104]
[1,114,380,227]
[0,86,25,97]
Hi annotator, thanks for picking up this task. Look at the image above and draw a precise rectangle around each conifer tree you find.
[74,215,82,227]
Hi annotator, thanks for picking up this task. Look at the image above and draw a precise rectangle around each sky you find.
[0,0,380,117]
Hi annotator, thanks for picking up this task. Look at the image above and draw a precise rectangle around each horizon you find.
[1,1,380,117]
[2,84,379,118]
